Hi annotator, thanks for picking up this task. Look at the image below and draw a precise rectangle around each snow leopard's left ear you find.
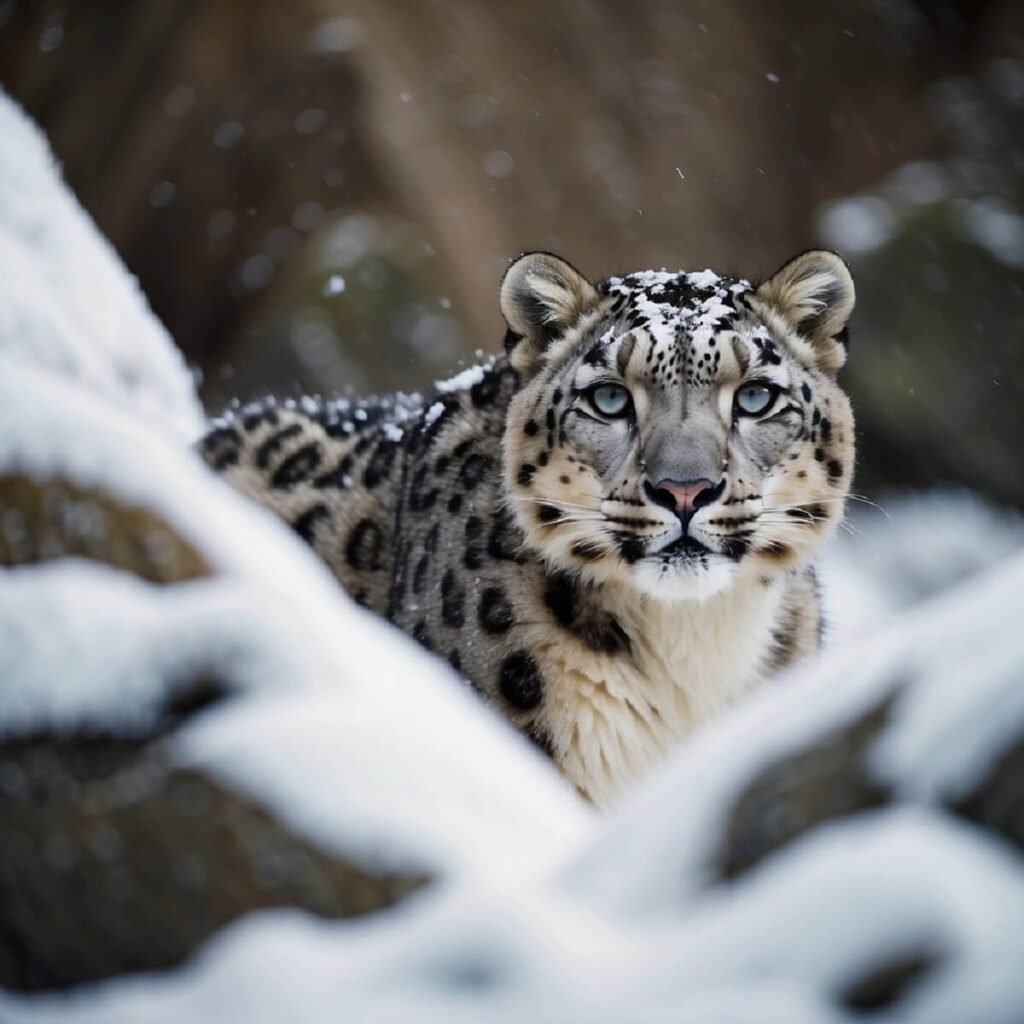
[500,252,600,375]
[752,250,855,375]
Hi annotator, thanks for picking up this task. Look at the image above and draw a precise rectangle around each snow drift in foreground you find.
[0,94,202,440]
[2,85,1023,1022]
[0,359,592,880]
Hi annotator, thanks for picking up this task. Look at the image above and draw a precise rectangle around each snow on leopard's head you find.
[500,250,856,600]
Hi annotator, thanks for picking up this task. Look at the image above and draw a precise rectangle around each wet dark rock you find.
[0,730,430,992]
[0,474,211,584]
[716,697,894,881]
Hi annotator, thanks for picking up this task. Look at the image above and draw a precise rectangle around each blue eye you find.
[589,383,632,418]
[735,382,777,416]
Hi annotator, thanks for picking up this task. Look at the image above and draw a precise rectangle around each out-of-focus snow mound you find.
[0,94,203,439]
[0,88,593,996]
[2,87,1024,1022]
[822,489,1024,644]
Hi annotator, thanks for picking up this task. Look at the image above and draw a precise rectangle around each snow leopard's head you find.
[500,250,855,600]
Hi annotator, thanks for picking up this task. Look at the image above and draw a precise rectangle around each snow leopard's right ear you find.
[500,252,600,375]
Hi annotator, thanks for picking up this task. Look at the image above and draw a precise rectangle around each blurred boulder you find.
[818,54,1024,507]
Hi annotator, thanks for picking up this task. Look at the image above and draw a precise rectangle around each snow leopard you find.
[200,250,856,807]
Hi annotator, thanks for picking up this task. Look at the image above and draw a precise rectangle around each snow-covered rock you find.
[0,358,592,989]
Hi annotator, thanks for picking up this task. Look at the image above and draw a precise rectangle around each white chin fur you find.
[630,555,736,601]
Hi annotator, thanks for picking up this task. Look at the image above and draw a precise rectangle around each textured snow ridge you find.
[0,361,593,878]
[6,815,1024,1022]
[0,91,202,439]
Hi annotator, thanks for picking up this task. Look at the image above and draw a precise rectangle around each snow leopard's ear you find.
[500,252,600,375]
[752,250,855,375]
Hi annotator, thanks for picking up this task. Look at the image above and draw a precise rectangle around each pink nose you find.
[654,478,714,515]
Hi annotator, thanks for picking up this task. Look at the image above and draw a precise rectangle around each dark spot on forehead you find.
[827,459,844,480]
[752,336,782,366]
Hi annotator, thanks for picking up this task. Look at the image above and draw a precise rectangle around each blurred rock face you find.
[2,0,1022,505]
[818,59,1024,507]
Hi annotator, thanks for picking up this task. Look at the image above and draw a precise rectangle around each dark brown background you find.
[3,0,1022,504]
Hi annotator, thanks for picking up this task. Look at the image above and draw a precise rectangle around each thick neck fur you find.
[528,572,789,807]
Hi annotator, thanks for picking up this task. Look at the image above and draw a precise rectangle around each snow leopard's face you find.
[500,252,855,600]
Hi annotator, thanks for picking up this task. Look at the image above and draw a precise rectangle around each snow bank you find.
[821,489,1023,644]
[0,361,592,879]
[0,92,202,439]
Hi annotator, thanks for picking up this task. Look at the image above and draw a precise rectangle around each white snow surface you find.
[435,360,492,393]
[0,92,202,440]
